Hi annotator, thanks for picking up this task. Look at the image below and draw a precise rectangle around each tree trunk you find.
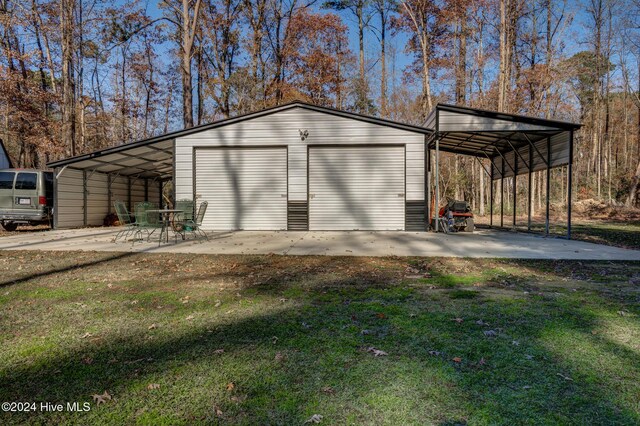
[61,0,76,156]
[379,8,387,116]
[497,0,513,112]
[455,6,467,106]
[181,0,202,129]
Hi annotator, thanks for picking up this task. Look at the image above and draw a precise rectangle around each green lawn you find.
[1,251,639,425]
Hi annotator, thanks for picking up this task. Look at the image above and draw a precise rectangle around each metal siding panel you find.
[309,146,405,230]
[55,169,85,228]
[195,147,287,230]
[490,131,570,179]
[438,110,557,132]
[288,144,307,201]
[86,172,109,226]
[111,176,129,204]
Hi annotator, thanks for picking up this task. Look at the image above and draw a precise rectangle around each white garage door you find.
[195,147,287,230]
[309,146,405,230]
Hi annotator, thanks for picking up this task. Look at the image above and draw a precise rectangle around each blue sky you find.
[131,0,616,103]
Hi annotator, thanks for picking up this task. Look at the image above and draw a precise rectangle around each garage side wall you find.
[55,168,84,229]
[86,172,109,226]
[175,107,426,231]
[55,168,162,229]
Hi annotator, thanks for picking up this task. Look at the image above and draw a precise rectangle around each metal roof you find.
[424,104,581,179]
[46,102,433,179]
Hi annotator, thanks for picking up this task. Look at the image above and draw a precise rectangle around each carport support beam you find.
[490,164,494,227]
[83,171,88,226]
[567,130,573,239]
[500,160,504,228]
[545,136,551,236]
[426,143,431,230]
[434,110,440,232]
[528,144,532,231]
[513,151,517,229]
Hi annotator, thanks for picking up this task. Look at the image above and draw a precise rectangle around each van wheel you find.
[2,222,18,232]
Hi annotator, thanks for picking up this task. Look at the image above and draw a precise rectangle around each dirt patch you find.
[573,199,640,220]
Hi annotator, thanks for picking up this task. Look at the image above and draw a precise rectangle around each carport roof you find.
[424,104,581,180]
[46,102,433,179]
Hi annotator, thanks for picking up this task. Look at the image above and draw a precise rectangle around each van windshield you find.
[0,172,14,189]
[15,173,37,190]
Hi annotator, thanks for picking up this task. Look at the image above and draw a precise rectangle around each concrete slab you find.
[0,228,638,260]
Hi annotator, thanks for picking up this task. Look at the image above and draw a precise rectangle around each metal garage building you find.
[48,103,430,231]
[46,101,580,236]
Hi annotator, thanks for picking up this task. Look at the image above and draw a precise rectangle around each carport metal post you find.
[434,109,440,232]
[490,163,494,227]
[527,143,532,231]
[545,136,551,236]
[107,174,112,214]
[512,150,517,229]
[425,140,431,230]
[500,160,504,228]
[83,171,88,226]
[567,130,573,239]
[127,177,132,212]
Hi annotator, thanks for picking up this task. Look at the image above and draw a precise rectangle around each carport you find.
[46,137,174,228]
[425,104,582,239]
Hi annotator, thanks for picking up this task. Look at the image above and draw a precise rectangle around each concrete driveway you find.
[0,227,638,260]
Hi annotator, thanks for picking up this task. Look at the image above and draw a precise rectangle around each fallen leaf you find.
[214,300,222,307]
[361,329,372,335]
[274,352,284,362]
[478,357,486,366]
[82,357,93,365]
[91,391,112,405]
[367,347,388,357]
[304,414,323,424]
[452,357,462,363]
[321,386,335,395]
[213,349,225,354]
[557,373,573,381]
[476,319,489,326]
[453,318,464,323]
[186,315,194,321]
[147,383,160,390]
[80,332,93,339]
[230,394,247,403]
[525,354,534,360]
[214,405,224,417]
[375,313,386,319]
[512,340,520,346]
[226,382,235,391]
[428,350,441,356]
[148,324,157,330]
[483,330,498,337]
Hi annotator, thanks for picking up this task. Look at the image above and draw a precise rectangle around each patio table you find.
[146,209,183,245]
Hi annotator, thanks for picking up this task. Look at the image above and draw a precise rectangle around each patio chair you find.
[175,199,195,222]
[134,202,162,241]
[113,200,137,242]
[183,201,209,241]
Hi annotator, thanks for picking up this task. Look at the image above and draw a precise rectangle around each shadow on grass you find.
[0,252,137,289]
[1,256,639,424]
